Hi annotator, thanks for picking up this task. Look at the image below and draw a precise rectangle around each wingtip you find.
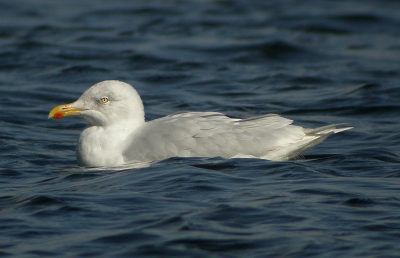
[305,124,353,135]
[331,126,353,134]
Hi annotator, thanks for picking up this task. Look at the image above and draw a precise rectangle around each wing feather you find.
[122,112,309,162]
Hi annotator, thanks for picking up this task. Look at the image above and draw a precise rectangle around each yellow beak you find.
[48,103,86,119]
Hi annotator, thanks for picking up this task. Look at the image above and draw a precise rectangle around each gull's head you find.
[48,80,145,127]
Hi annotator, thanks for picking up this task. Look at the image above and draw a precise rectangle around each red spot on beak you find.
[53,113,64,119]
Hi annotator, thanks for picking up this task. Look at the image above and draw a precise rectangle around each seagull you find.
[48,80,352,167]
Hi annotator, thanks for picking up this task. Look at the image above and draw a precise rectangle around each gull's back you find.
[122,111,339,163]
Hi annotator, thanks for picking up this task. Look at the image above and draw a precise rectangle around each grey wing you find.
[122,112,232,162]
[122,112,306,162]
[231,114,306,156]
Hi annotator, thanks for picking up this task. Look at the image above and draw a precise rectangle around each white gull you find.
[48,80,352,167]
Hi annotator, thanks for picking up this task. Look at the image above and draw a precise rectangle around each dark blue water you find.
[1,0,400,257]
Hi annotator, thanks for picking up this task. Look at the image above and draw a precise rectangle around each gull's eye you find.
[100,96,109,104]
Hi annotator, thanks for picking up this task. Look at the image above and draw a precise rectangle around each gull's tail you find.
[304,123,353,135]
[264,124,353,161]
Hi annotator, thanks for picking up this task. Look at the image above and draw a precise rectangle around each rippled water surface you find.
[1,0,400,257]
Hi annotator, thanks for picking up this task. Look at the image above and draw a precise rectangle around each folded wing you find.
[122,112,311,162]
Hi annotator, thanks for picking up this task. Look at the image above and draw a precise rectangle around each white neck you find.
[76,119,145,167]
